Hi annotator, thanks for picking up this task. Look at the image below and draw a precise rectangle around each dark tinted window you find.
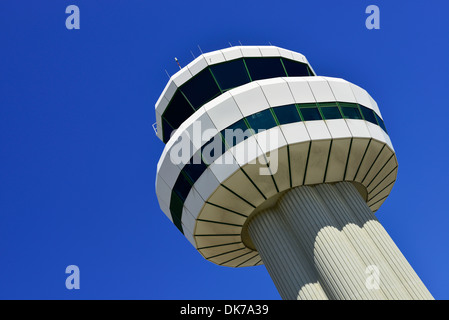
[163,90,195,129]
[359,105,377,124]
[181,69,221,110]
[201,133,226,164]
[221,118,251,148]
[273,104,302,125]
[299,106,322,121]
[162,117,175,143]
[210,59,250,91]
[245,58,286,81]
[183,155,208,184]
[306,66,314,76]
[161,57,316,143]
[246,109,277,131]
[319,104,342,120]
[170,192,184,221]
[340,103,363,119]
[173,173,192,201]
[374,113,387,132]
[282,58,310,77]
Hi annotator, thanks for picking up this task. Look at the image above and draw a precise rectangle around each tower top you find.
[155,46,316,143]
[155,45,396,268]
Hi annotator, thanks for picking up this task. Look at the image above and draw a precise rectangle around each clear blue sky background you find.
[0,0,448,300]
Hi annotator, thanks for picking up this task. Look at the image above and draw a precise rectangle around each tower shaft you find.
[247,182,433,300]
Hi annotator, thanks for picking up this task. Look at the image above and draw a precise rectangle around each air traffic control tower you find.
[154,46,433,300]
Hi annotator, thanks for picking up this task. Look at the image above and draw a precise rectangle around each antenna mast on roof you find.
[197,45,203,54]
[174,57,181,70]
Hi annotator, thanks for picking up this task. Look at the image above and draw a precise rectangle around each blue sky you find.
[0,0,448,299]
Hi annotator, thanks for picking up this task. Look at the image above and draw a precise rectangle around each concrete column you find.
[247,182,433,300]
[315,183,411,299]
[335,182,434,300]
[248,206,328,300]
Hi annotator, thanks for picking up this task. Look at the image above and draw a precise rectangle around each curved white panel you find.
[205,92,244,131]
[286,77,316,103]
[231,82,270,116]
[203,50,226,65]
[187,55,208,77]
[184,187,205,220]
[222,47,243,61]
[259,78,295,107]
[326,78,357,103]
[308,77,335,102]
[350,83,372,108]
[172,66,192,87]
[239,46,262,57]
[259,46,280,57]
[325,119,352,139]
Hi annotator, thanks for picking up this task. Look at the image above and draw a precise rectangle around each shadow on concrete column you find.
[247,182,433,300]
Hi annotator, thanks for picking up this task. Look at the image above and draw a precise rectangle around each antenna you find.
[190,50,196,59]
[238,40,243,46]
[174,57,181,70]
[268,41,273,46]
[197,45,203,54]
[228,42,232,47]
[164,69,170,79]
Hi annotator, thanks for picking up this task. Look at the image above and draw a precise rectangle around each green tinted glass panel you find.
[221,118,251,148]
[246,109,277,131]
[374,113,387,132]
[273,104,302,125]
[320,106,342,120]
[299,107,322,121]
[359,105,377,124]
[340,104,362,119]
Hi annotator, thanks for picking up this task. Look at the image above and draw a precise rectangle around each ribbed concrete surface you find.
[248,182,433,300]
[248,207,328,300]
